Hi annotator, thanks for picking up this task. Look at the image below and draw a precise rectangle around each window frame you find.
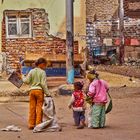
[5,12,32,39]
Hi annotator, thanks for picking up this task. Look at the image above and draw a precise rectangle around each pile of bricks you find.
[95,65,140,78]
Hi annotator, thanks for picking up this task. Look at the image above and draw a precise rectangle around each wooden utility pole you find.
[66,0,74,84]
[119,0,125,64]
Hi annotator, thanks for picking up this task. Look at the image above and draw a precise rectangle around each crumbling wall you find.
[86,0,140,60]
[86,0,118,22]
[2,8,78,70]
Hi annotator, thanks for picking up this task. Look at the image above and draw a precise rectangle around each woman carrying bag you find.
[86,70,112,129]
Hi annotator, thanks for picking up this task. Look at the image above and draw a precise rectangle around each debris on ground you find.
[1,125,21,132]
[125,58,140,67]
[93,65,140,78]
[58,84,74,95]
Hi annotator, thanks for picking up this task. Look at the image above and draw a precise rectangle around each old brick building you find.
[2,8,79,70]
[86,0,140,60]
[2,1,140,70]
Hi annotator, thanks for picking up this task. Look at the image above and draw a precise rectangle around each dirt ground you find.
[0,71,140,140]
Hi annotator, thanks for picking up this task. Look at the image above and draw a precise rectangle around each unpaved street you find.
[0,95,140,140]
[0,71,140,140]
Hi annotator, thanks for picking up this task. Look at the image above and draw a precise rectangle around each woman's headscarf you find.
[87,70,99,81]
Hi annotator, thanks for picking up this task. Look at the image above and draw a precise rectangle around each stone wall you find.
[2,8,78,70]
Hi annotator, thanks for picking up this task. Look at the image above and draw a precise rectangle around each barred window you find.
[6,13,32,38]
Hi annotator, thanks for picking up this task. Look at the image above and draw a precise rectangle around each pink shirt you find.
[88,79,109,104]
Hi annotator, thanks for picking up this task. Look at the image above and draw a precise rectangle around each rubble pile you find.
[95,65,140,79]
[125,58,140,68]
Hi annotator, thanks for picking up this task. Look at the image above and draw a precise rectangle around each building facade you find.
[0,0,86,70]
[86,0,140,60]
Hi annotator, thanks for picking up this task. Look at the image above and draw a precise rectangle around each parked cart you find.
[92,45,118,65]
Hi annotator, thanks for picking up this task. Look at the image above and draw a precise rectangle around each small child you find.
[68,82,86,129]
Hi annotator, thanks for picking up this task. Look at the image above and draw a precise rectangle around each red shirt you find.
[72,90,84,108]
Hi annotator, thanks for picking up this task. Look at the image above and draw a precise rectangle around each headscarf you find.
[86,70,99,81]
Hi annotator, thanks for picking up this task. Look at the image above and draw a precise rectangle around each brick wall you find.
[86,0,140,60]
[2,8,78,70]
[86,0,118,22]
[125,46,140,59]
[124,0,140,18]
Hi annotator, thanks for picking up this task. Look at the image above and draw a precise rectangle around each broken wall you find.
[86,0,140,60]
[2,8,78,70]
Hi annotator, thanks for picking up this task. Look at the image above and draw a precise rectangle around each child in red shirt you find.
[68,82,85,129]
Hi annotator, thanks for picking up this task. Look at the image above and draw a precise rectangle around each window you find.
[6,13,32,38]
